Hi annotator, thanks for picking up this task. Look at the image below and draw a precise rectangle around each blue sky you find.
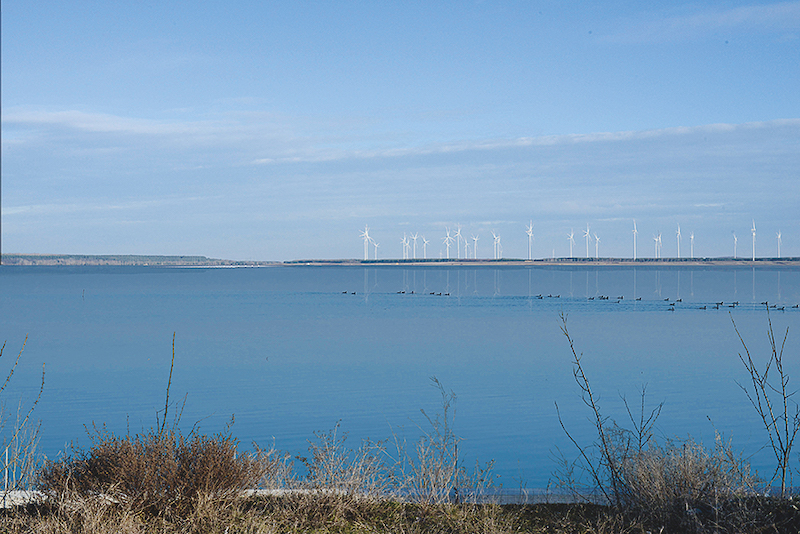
[2,1,799,260]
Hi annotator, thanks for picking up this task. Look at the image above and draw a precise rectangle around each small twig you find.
[160,332,176,436]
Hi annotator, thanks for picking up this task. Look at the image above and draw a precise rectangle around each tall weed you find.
[556,313,760,532]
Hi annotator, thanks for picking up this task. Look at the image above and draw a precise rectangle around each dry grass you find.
[0,497,642,534]
[1,336,45,504]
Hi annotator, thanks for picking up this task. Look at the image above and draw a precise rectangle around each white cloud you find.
[249,119,800,164]
[2,109,215,136]
[4,197,206,217]
[4,105,799,172]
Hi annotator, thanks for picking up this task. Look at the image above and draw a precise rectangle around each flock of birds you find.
[340,289,799,311]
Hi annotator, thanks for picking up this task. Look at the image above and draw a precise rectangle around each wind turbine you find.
[491,231,500,260]
[526,221,534,260]
[690,231,694,259]
[422,236,430,259]
[584,224,591,258]
[360,225,371,261]
[472,234,479,259]
[657,233,662,259]
[594,233,600,259]
[401,233,409,260]
[751,220,756,261]
[733,232,737,258]
[372,240,379,260]
[568,229,575,258]
[411,233,419,260]
[653,235,659,258]
[676,224,681,259]
[454,225,463,259]
[632,220,638,260]
[443,228,454,259]
[777,231,782,258]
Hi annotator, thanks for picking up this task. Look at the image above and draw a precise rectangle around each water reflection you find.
[350,265,798,309]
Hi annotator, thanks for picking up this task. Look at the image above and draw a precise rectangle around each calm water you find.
[1,264,798,490]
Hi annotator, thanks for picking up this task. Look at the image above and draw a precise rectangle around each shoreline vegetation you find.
[2,253,800,267]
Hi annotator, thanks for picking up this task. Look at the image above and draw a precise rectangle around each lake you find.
[1,264,798,493]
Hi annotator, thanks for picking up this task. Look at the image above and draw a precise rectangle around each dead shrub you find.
[392,377,497,505]
[556,313,762,532]
[36,423,269,519]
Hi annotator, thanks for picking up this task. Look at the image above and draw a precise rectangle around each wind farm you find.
[268,218,800,267]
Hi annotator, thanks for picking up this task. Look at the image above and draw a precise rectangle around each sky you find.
[2,1,799,261]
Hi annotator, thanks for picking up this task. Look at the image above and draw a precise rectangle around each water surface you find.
[1,264,798,490]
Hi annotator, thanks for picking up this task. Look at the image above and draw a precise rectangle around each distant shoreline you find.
[2,253,799,267]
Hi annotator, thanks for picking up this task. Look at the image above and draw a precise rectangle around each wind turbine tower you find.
[632,220,638,260]
[733,233,737,258]
[751,220,756,261]
[422,236,430,259]
[594,233,600,259]
[690,231,694,259]
[454,225,463,259]
[584,225,591,258]
[526,221,534,260]
[372,240,379,260]
[777,231,782,258]
[676,224,681,259]
[401,233,409,260]
[360,225,371,261]
[472,235,479,259]
[411,233,419,260]
[568,229,575,258]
